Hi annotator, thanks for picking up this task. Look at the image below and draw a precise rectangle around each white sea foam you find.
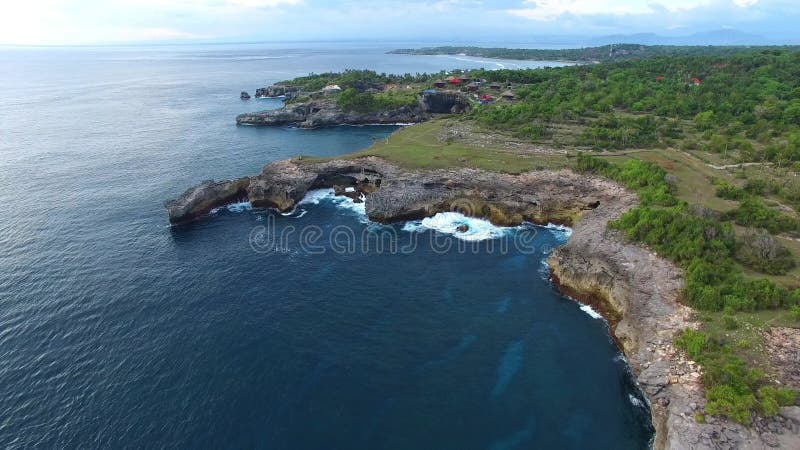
[453,56,506,69]
[402,212,514,242]
[297,189,336,206]
[629,394,646,408]
[226,201,252,213]
[296,189,368,222]
[579,304,604,320]
[542,222,573,237]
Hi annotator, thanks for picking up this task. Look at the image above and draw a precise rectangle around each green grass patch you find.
[301,119,569,174]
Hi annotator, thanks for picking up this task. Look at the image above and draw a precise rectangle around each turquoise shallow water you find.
[0,43,652,448]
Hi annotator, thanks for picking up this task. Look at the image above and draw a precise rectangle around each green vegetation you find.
[337,88,418,113]
[301,119,567,174]
[277,69,437,92]
[714,180,747,200]
[469,49,800,168]
[675,328,797,424]
[734,228,796,275]
[725,198,798,234]
[389,44,800,63]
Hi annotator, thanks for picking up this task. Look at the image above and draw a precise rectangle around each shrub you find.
[725,198,798,235]
[788,305,800,321]
[715,181,747,200]
[757,386,798,416]
[735,228,796,275]
[337,88,418,113]
[706,385,756,424]
[675,329,708,360]
[723,315,740,330]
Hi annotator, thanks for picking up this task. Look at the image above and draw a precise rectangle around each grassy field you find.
[596,148,740,212]
[300,119,569,173]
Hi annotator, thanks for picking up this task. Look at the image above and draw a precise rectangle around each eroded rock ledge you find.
[164,157,606,226]
[164,157,800,449]
[236,91,471,128]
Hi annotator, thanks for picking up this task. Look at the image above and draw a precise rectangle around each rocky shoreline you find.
[235,91,471,128]
[164,157,800,449]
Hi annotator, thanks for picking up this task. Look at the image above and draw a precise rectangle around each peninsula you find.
[169,47,800,449]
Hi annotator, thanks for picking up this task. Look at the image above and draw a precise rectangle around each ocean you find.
[0,43,653,448]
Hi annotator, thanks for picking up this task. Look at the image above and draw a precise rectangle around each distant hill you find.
[589,29,768,46]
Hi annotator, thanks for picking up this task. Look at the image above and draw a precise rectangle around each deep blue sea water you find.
[0,43,652,448]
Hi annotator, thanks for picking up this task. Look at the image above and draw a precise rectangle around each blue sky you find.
[2,0,799,45]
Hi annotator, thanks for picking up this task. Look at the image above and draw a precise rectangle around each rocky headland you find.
[165,157,800,449]
[236,90,471,128]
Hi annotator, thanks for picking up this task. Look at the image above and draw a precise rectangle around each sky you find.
[1,0,799,46]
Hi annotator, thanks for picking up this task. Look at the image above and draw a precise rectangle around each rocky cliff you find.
[164,157,605,225]
[549,192,800,449]
[255,85,298,98]
[236,91,471,128]
[164,157,800,449]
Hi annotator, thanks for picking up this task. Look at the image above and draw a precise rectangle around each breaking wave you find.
[579,304,604,320]
[297,189,368,222]
[402,212,516,242]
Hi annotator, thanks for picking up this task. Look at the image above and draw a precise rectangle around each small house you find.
[322,84,342,94]
[466,82,479,92]
[447,76,461,85]
[692,77,701,86]
[501,90,515,101]
[488,82,502,90]
[459,74,471,83]
[433,79,446,88]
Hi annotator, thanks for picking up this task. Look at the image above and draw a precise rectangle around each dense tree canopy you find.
[471,49,800,165]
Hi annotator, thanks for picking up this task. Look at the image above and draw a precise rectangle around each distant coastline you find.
[388,44,800,62]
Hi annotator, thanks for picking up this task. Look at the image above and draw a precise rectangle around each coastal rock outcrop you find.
[236,91,472,128]
[164,157,605,226]
[163,177,250,224]
[236,98,428,127]
[240,91,250,100]
[419,90,472,114]
[255,85,298,98]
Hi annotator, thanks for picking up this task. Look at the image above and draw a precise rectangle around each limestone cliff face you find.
[254,85,298,98]
[235,92,471,128]
[162,178,250,225]
[548,191,800,450]
[164,157,606,225]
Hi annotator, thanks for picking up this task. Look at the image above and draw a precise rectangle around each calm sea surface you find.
[0,43,652,448]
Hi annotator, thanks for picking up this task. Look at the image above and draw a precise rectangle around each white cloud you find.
[226,0,302,8]
[506,0,764,21]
